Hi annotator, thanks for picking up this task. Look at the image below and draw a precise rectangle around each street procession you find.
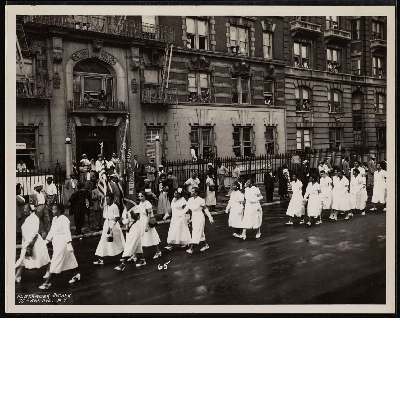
[13,13,388,305]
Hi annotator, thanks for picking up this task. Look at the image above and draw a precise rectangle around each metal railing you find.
[290,20,322,33]
[141,87,178,105]
[16,79,52,99]
[69,100,127,111]
[164,148,387,190]
[23,15,175,43]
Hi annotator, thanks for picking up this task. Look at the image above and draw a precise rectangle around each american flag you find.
[126,147,132,169]
[98,164,108,200]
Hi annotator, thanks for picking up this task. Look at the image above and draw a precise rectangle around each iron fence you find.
[16,167,66,204]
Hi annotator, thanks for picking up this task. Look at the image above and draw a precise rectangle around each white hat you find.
[159,165,164,168]
[46,175,53,180]
[207,163,213,166]
[34,181,43,188]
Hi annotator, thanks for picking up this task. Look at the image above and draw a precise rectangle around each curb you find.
[15,199,285,250]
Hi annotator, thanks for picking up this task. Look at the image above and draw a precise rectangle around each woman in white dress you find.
[371,162,387,212]
[241,179,263,240]
[205,173,217,211]
[319,170,333,221]
[93,193,125,265]
[163,188,191,250]
[225,182,244,237]
[115,204,146,271]
[138,192,162,259]
[349,169,367,217]
[38,204,79,289]
[286,173,305,225]
[304,175,323,226]
[180,187,214,254]
[331,170,351,221]
[15,204,50,283]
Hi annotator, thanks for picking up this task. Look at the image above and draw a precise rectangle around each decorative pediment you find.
[232,62,251,77]
[71,48,89,62]
[98,51,117,65]
[231,110,255,126]
[189,56,211,71]
[261,19,276,32]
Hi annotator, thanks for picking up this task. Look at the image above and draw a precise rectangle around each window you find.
[73,59,113,102]
[16,127,37,170]
[263,32,273,59]
[229,25,249,55]
[295,86,312,111]
[329,127,343,150]
[186,18,208,50]
[145,126,162,159]
[233,126,252,157]
[265,127,275,154]
[142,16,159,39]
[372,21,384,40]
[294,42,310,68]
[188,72,210,103]
[352,19,361,40]
[372,56,385,78]
[328,90,341,112]
[296,129,311,150]
[327,48,341,73]
[295,16,307,22]
[326,16,339,30]
[351,58,361,75]
[190,126,213,158]
[352,92,363,146]
[144,69,160,85]
[263,80,274,105]
[375,93,385,114]
[231,76,250,104]
[377,126,386,146]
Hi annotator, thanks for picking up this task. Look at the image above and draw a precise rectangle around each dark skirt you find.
[278,180,288,196]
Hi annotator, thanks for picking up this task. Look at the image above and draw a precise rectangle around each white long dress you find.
[371,170,387,204]
[167,197,191,245]
[319,176,333,209]
[350,175,367,210]
[18,213,50,269]
[139,200,161,247]
[304,183,322,218]
[242,186,263,229]
[121,209,143,257]
[226,190,244,228]
[332,177,351,211]
[185,196,206,244]
[46,215,78,274]
[286,180,305,217]
[205,177,216,206]
[95,203,125,257]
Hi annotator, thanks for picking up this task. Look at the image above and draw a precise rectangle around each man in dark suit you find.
[264,169,275,203]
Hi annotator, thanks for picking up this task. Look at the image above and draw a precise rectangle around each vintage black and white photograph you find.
[5,5,395,313]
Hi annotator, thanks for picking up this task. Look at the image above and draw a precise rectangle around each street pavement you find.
[15,202,386,306]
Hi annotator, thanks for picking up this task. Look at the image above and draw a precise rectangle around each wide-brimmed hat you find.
[144,178,150,183]
[46,176,53,180]
[34,181,43,188]
[207,163,213,166]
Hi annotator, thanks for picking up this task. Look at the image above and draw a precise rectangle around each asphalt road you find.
[15,203,386,305]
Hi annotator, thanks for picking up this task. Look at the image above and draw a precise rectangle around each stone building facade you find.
[15,15,386,170]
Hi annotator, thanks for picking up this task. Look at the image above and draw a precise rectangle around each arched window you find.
[328,90,341,112]
[73,59,114,103]
[295,86,312,111]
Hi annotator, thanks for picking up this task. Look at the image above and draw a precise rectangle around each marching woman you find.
[370,162,387,212]
[240,179,263,240]
[38,204,80,289]
[115,204,146,271]
[319,170,333,221]
[93,192,125,265]
[304,175,323,226]
[138,192,162,259]
[225,182,244,237]
[180,187,214,254]
[349,168,367,217]
[205,172,217,211]
[15,204,50,283]
[286,173,305,225]
[163,188,191,250]
[331,170,351,221]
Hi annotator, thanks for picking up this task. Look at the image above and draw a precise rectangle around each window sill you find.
[296,110,312,113]
[328,111,345,115]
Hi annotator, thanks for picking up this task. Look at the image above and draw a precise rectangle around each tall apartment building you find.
[15,15,386,170]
